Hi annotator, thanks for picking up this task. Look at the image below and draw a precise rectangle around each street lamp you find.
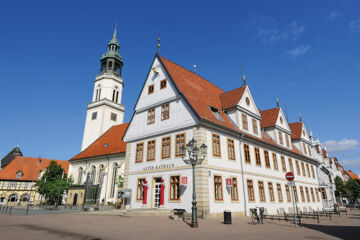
[182,138,207,228]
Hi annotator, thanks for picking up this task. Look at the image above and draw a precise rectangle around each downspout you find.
[104,157,110,205]
[238,133,247,216]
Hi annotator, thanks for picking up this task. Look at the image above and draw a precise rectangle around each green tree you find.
[36,161,73,205]
[334,176,347,196]
[346,178,360,202]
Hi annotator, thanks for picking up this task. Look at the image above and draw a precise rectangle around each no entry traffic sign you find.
[285,172,295,181]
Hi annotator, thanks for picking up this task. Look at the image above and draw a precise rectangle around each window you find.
[78,168,83,184]
[214,176,223,200]
[272,153,278,170]
[148,84,154,94]
[212,134,221,157]
[300,186,305,202]
[258,181,266,202]
[147,140,156,161]
[161,103,169,120]
[16,171,23,178]
[161,137,171,159]
[302,143,307,155]
[295,160,301,175]
[231,178,238,201]
[10,181,17,188]
[112,89,118,102]
[90,166,96,184]
[244,144,251,163]
[209,106,224,121]
[306,164,310,177]
[110,163,118,198]
[227,139,235,160]
[293,186,299,202]
[170,176,180,200]
[20,194,30,202]
[278,131,284,145]
[310,188,315,202]
[175,134,185,157]
[136,178,145,200]
[268,182,275,202]
[160,79,167,89]
[247,180,255,201]
[110,113,117,121]
[281,156,286,172]
[277,183,283,202]
[321,188,327,200]
[264,150,270,168]
[305,187,310,202]
[98,165,105,183]
[311,165,315,178]
[288,158,294,173]
[8,194,18,202]
[242,114,248,130]
[328,175,333,184]
[108,61,113,70]
[301,162,306,176]
[285,185,291,202]
[285,134,290,147]
[252,119,258,135]
[135,143,144,163]
[315,188,320,202]
[95,88,101,101]
[308,145,312,156]
[91,112,97,120]
[147,108,155,125]
[255,147,261,166]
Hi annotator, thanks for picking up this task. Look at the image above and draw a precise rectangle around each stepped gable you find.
[260,108,280,128]
[0,156,68,181]
[289,122,303,140]
[220,86,247,110]
[72,123,129,160]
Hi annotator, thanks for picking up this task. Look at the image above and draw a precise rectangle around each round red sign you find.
[285,172,295,181]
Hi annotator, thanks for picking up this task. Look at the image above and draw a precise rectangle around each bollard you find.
[9,207,12,215]
[224,210,232,224]
[5,206,8,214]
[26,206,29,216]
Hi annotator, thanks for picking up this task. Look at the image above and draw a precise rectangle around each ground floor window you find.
[285,185,291,202]
[8,194,18,202]
[321,188,327,200]
[137,178,145,200]
[300,186,305,202]
[293,186,299,202]
[214,176,223,201]
[170,176,180,200]
[315,188,320,202]
[268,182,275,202]
[305,187,310,202]
[258,181,266,202]
[310,188,315,202]
[247,180,255,201]
[276,183,283,202]
[231,178,238,201]
[20,194,30,202]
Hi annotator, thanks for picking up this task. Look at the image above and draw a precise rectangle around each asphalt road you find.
[0,209,359,240]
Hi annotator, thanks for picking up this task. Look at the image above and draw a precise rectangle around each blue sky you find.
[0,0,359,174]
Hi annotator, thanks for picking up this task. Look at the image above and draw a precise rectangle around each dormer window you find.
[209,106,223,121]
[16,171,23,178]
[245,97,250,106]
[280,117,283,124]
[241,114,248,130]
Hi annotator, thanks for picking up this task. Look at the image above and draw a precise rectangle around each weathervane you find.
[157,37,161,55]
[241,66,246,86]
[299,114,302,122]
[276,98,280,108]
[194,64,197,74]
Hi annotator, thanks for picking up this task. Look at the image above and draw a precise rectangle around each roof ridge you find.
[160,56,225,93]
[260,107,280,112]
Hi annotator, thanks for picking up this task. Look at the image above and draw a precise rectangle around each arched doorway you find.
[73,193,78,206]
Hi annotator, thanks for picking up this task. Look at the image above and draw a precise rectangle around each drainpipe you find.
[238,133,247,216]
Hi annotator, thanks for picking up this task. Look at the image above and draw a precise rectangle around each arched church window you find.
[78,168,83,184]
[110,163,118,198]
[8,194,18,202]
[20,194,30,202]
[108,61,113,70]
[90,166,96,184]
[98,165,105,184]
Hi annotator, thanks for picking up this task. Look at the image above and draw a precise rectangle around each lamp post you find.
[182,138,207,228]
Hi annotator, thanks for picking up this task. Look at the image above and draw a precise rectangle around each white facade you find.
[123,55,324,217]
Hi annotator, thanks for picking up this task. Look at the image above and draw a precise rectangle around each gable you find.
[238,87,261,118]
[275,108,291,132]
[135,57,179,111]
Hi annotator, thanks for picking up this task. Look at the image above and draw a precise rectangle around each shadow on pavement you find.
[302,223,360,240]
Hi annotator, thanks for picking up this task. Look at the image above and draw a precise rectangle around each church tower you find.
[81,26,125,151]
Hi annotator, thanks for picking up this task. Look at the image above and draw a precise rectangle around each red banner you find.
[181,176,187,185]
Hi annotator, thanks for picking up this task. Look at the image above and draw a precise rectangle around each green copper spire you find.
[109,21,119,47]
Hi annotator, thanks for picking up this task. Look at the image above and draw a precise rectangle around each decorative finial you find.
[194,64,197,74]
[157,37,161,55]
[113,20,118,39]
[276,98,280,107]
[241,66,246,86]
[299,114,302,122]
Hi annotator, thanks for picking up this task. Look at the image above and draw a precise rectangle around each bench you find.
[172,208,186,221]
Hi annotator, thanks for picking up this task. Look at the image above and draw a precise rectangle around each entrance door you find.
[154,178,161,208]
[73,193,78,206]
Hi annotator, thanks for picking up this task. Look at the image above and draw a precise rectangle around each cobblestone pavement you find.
[0,209,359,240]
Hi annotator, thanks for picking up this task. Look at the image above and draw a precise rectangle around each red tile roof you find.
[220,86,247,109]
[289,122,303,140]
[346,170,359,181]
[160,56,238,132]
[0,156,69,181]
[260,108,280,128]
[71,123,129,160]
[322,149,328,158]
[159,56,317,163]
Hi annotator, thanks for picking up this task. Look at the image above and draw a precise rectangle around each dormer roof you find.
[260,108,280,128]
[220,86,247,109]
[289,122,304,140]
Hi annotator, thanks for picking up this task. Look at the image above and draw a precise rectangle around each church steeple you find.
[100,24,123,76]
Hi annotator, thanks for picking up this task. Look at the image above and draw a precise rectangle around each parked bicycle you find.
[250,207,264,224]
